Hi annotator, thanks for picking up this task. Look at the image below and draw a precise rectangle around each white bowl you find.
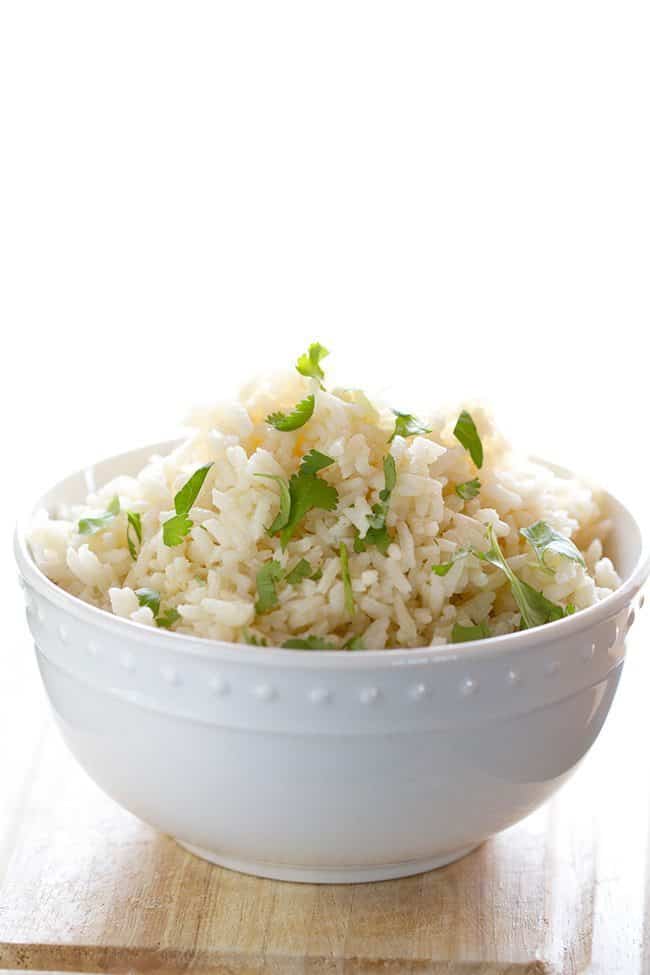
[14,441,650,883]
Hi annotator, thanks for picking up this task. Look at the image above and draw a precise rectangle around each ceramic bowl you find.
[14,441,650,883]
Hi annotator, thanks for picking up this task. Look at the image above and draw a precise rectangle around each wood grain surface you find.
[1,610,649,975]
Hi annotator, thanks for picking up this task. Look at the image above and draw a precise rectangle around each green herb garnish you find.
[340,542,355,615]
[78,495,120,535]
[135,588,180,628]
[135,587,161,617]
[299,449,335,475]
[520,520,586,569]
[389,411,432,443]
[255,559,285,614]
[296,342,329,383]
[311,567,323,582]
[255,473,292,535]
[282,636,337,650]
[455,478,481,501]
[451,621,491,643]
[157,608,181,629]
[162,464,213,547]
[477,525,564,629]
[266,394,315,432]
[432,549,469,576]
[343,635,366,650]
[243,629,269,646]
[358,454,397,555]
[454,411,483,469]
[126,511,142,559]
[263,451,338,548]
[285,559,313,585]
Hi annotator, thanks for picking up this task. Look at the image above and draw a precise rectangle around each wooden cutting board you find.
[1,609,649,975]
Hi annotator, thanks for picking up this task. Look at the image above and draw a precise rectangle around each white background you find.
[1,2,648,657]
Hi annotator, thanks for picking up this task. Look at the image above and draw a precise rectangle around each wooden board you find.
[1,609,650,975]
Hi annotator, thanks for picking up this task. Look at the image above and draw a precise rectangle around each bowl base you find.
[176,840,481,884]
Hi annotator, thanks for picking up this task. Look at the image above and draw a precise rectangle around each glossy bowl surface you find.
[14,441,650,882]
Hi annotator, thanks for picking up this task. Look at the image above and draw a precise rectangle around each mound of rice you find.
[28,362,620,650]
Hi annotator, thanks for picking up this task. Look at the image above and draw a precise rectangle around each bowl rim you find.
[14,440,650,671]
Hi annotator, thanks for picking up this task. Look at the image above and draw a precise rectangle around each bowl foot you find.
[176,840,481,883]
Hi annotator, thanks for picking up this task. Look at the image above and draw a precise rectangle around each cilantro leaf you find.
[285,559,313,585]
[135,587,161,617]
[520,520,586,569]
[432,549,469,576]
[174,464,213,516]
[266,394,315,432]
[454,410,483,469]
[299,449,335,475]
[157,608,181,629]
[126,511,142,560]
[162,513,194,547]
[296,342,329,382]
[242,629,269,646]
[389,411,432,442]
[340,542,355,615]
[343,635,366,650]
[78,495,120,535]
[381,454,397,498]
[311,567,323,581]
[162,464,213,547]
[451,621,490,643]
[477,525,564,629]
[255,474,292,533]
[107,496,121,516]
[255,559,285,614]
[455,478,481,501]
[281,475,338,547]
[282,636,337,650]
[358,454,396,555]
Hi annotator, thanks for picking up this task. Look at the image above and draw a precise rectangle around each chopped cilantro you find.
[255,474,292,534]
[135,588,180,628]
[258,452,338,548]
[285,558,313,585]
[477,525,564,629]
[299,449,335,475]
[135,587,161,617]
[78,495,120,535]
[389,411,432,442]
[311,567,323,582]
[343,635,366,650]
[454,411,483,469]
[266,394,315,432]
[264,451,338,548]
[282,636,337,650]
[126,511,142,559]
[358,454,396,555]
[161,513,193,547]
[255,559,284,614]
[162,464,213,547]
[340,542,355,615]
[353,530,366,553]
[243,629,269,646]
[296,342,329,383]
[157,608,181,629]
[455,478,481,501]
[451,621,490,643]
[432,549,469,576]
[255,474,291,535]
[520,520,586,569]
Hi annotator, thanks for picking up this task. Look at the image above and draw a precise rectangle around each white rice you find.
[28,369,620,649]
